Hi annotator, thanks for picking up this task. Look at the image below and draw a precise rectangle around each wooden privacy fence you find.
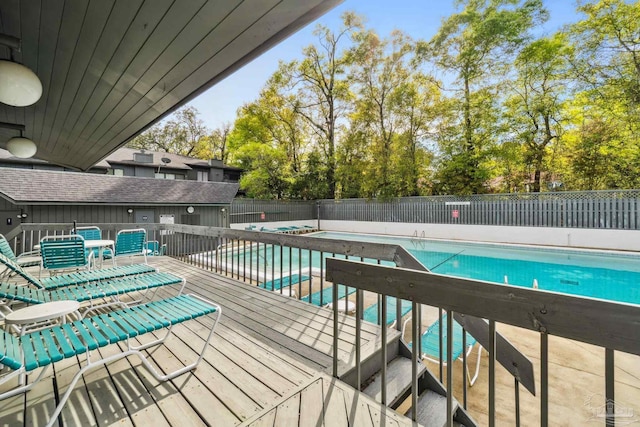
[230,199,318,224]
[233,190,640,230]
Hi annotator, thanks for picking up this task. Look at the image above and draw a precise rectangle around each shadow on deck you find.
[1,256,413,426]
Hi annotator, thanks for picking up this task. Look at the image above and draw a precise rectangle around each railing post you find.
[489,319,496,427]
[446,309,454,427]
[605,348,614,427]
[355,289,362,391]
[439,307,444,381]
[541,332,548,427]
[411,302,418,422]
[462,325,467,409]
[381,294,387,405]
[515,378,521,427]
[332,283,339,378]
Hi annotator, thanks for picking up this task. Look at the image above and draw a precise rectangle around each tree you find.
[227,101,293,198]
[562,0,640,189]
[225,66,315,198]
[569,0,640,113]
[284,12,363,198]
[128,106,209,156]
[392,73,440,196]
[504,34,569,192]
[193,122,232,162]
[421,0,548,194]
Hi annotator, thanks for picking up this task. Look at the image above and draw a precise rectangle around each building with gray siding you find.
[0,147,243,184]
[0,168,238,236]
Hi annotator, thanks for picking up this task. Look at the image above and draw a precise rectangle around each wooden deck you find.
[1,257,414,426]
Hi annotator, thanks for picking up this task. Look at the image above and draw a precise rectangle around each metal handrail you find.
[326,257,640,426]
[12,222,638,426]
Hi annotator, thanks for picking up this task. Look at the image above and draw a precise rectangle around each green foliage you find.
[128,107,207,156]
[503,33,570,191]
[129,2,640,198]
[422,0,548,194]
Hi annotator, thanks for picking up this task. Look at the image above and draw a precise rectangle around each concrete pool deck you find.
[285,275,640,426]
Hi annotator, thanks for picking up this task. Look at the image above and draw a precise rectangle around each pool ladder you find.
[411,230,426,249]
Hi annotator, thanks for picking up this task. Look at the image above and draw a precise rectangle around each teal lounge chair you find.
[301,284,357,306]
[0,233,41,270]
[259,274,309,291]
[363,296,412,327]
[0,294,221,427]
[403,313,482,386]
[0,271,186,329]
[0,253,159,290]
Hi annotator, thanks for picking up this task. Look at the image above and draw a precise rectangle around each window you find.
[155,172,183,180]
[197,170,208,182]
[113,168,124,176]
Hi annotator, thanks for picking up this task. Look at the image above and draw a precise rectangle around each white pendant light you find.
[0,59,42,107]
[6,136,37,158]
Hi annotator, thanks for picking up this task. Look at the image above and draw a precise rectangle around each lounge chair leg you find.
[467,344,482,386]
[0,365,51,400]
[44,301,221,427]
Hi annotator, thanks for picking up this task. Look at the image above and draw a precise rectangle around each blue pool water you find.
[311,232,640,305]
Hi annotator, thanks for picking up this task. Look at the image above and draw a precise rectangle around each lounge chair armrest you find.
[17,250,40,258]
[401,317,412,337]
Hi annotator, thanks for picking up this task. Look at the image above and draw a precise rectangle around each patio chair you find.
[403,313,482,386]
[0,294,221,427]
[39,234,91,277]
[75,226,107,263]
[0,270,186,329]
[363,296,412,328]
[145,240,159,256]
[0,233,41,270]
[112,228,147,265]
[0,253,158,290]
[301,284,357,306]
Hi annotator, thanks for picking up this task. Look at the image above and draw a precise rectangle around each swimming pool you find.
[311,231,640,305]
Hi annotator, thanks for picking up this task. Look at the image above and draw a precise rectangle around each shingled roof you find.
[0,168,238,205]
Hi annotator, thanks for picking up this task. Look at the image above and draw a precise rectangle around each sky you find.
[187,0,581,131]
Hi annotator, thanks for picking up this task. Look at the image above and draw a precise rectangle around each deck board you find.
[0,256,414,427]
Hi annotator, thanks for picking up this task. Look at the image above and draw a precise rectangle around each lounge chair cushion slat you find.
[0,330,23,370]
[20,335,40,371]
[51,326,77,358]
[128,305,168,329]
[40,330,64,364]
[61,324,87,353]
[146,298,189,323]
[72,320,100,351]
[78,319,110,348]
[419,314,477,361]
[172,295,215,318]
[112,309,151,335]
[96,314,129,341]
[91,316,120,344]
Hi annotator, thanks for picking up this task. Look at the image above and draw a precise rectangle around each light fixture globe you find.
[0,60,43,107]
[7,136,37,158]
